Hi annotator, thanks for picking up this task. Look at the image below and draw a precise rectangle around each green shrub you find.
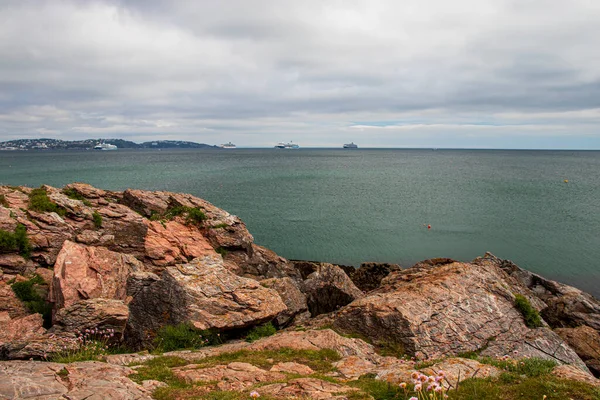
[514,294,543,328]
[245,322,277,342]
[154,323,221,352]
[163,205,186,219]
[11,274,52,327]
[92,211,103,229]
[62,188,91,205]
[211,223,229,229]
[0,194,8,207]
[215,247,228,257]
[0,224,32,258]
[28,188,66,216]
[185,207,207,225]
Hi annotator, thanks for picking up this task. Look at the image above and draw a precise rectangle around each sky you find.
[1,0,599,148]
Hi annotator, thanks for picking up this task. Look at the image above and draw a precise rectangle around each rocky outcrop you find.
[126,255,287,347]
[346,262,402,292]
[50,240,143,309]
[173,362,286,390]
[51,298,129,339]
[0,360,152,399]
[552,364,600,387]
[556,325,600,377]
[260,378,357,399]
[333,259,587,370]
[0,282,28,318]
[302,263,363,316]
[260,277,310,327]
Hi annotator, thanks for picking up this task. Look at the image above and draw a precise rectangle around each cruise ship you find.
[94,143,118,150]
[343,142,358,149]
[275,141,300,149]
[219,142,236,149]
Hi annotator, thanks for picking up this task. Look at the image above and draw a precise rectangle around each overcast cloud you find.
[1,0,599,148]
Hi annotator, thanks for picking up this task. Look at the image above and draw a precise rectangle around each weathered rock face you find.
[333,259,587,370]
[51,298,129,339]
[50,240,143,309]
[260,277,310,327]
[556,326,600,377]
[0,282,28,318]
[347,262,402,292]
[302,263,363,317]
[478,252,600,331]
[173,362,286,390]
[260,378,357,399]
[0,360,153,399]
[126,255,287,347]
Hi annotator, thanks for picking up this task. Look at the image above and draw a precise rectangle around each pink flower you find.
[399,382,407,389]
[414,383,422,391]
[409,398,418,400]
[249,391,260,398]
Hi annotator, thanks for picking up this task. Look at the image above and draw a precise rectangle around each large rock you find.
[50,241,144,309]
[347,262,402,292]
[479,252,600,331]
[260,277,310,327]
[173,362,286,390]
[556,325,600,377]
[0,360,153,399]
[302,263,363,317]
[260,378,357,399]
[125,254,287,347]
[333,259,587,370]
[51,298,129,340]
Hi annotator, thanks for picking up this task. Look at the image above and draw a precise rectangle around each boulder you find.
[173,362,286,390]
[333,259,587,370]
[478,252,600,330]
[51,298,129,340]
[302,263,363,316]
[552,364,600,387]
[50,241,144,309]
[348,262,402,292]
[125,255,287,347]
[270,361,315,375]
[260,277,310,327]
[226,244,301,280]
[556,325,600,377]
[260,378,357,399]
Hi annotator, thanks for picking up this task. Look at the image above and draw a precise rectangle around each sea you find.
[1,148,599,298]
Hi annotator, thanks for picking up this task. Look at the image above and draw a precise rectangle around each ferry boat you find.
[219,142,236,149]
[343,142,358,149]
[275,142,300,149]
[94,143,118,150]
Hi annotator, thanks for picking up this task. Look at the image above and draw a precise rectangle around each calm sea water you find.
[1,148,599,297]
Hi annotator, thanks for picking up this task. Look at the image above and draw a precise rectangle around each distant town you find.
[0,138,217,150]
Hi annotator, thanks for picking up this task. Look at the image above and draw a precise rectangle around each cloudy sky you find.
[1,0,599,148]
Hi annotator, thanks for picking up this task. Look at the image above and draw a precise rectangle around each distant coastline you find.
[0,138,217,151]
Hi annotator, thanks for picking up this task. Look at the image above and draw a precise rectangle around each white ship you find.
[219,142,236,149]
[94,143,118,150]
[343,142,358,149]
[275,141,300,149]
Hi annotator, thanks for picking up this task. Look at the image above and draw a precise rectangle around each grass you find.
[154,323,222,352]
[477,356,557,377]
[215,247,229,257]
[50,328,131,363]
[147,205,207,227]
[0,194,8,207]
[245,322,277,343]
[514,294,543,328]
[11,274,52,327]
[186,207,207,225]
[211,223,229,229]
[28,187,67,216]
[62,188,92,206]
[0,223,32,258]
[92,211,102,229]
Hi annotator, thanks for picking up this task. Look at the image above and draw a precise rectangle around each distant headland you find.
[0,138,217,150]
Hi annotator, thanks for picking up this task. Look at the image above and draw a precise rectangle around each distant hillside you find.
[0,138,217,150]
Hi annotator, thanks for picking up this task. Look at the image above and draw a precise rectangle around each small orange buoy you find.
[427,224,431,230]
[564,179,568,183]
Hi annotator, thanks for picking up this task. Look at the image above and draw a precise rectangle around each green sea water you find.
[1,148,599,297]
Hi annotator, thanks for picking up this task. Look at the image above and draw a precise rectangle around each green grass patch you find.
[245,322,277,342]
[186,207,207,225]
[215,247,229,257]
[62,188,92,206]
[0,194,8,207]
[211,223,229,229]
[514,294,543,328]
[154,323,222,352]
[28,188,66,216]
[11,274,52,327]
[92,211,103,229]
[348,375,403,400]
[190,348,340,374]
[477,356,556,377]
[0,223,32,258]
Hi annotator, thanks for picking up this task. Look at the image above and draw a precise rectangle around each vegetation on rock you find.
[28,187,67,216]
[0,223,32,258]
[92,211,103,229]
[11,274,52,327]
[514,294,543,328]
[62,187,92,206]
[245,322,277,342]
[154,323,222,352]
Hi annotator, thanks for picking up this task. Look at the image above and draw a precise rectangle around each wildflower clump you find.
[402,370,448,400]
[51,328,118,363]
